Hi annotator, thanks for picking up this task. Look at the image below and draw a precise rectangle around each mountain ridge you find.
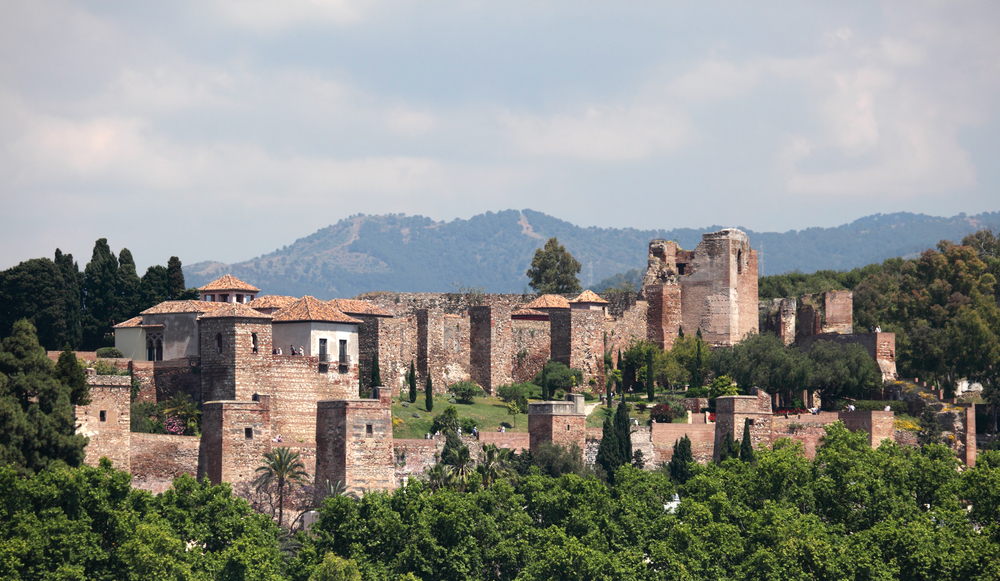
[184,209,1000,299]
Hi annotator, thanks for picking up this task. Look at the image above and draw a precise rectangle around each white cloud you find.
[209,0,376,32]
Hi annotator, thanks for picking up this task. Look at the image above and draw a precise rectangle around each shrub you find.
[92,360,128,376]
[460,418,478,433]
[431,406,460,435]
[650,403,674,424]
[449,381,482,404]
[96,347,124,358]
[636,403,648,412]
[497,383,531,403]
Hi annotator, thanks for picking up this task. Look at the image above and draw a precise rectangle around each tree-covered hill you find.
[183,209,1000,298]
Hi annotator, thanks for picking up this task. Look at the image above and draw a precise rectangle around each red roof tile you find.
[247,295,298,309]
[524,294,571,310]
[113,316,143,328]
[570,290,609,304]
[511,308,548,318]
[198,274,261,293]
[272,296,361,324]
[198,302,273,319]
[141,300,228,315]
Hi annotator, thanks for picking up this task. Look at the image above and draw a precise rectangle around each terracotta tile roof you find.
[570,290,609,304]
[272,296,362,324]
[524,294,571,310]
[329,299,392,318]
[141,300,228,315]
[198,302,273,319]
[247,295,298,309]
[198,274,261,293]
[511,308,548,318]
[113,316,143,328]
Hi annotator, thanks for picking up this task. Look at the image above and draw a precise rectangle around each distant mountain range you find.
[184,209,1000,299]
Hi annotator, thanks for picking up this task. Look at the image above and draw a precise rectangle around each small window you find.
[318,364,328,374]
[737,250,743,274]
[567,424,571,431]
[251,333,259,354]
[251,393,259,402]
[216,333,223,354]
[220,294,230,303]
[245,427,253,439]
[236,294,244,303]
[100,410,107,422]
[366,424,373,438]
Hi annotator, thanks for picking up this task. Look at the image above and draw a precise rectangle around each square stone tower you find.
[198,303,273,403]
[199,397,272,486]
[314,387,395,497]
[528,394,588,459]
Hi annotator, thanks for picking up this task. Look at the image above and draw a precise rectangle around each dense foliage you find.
[0,240,197,350]
[526,237,582,294]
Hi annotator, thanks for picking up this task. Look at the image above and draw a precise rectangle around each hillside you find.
[184,209,1000,298]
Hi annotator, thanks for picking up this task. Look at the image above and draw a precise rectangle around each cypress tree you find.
[371,352,382,387]
[81,239,118,350]
[678,326,684,338]
[115,248,141,322]
[54,249,82,348]
[408,361,417,403]
[740,418,755,463]
[595,413,620,480]
[425,375,434,412]
[646,348,655,401]
[139,265,169,311]
[615,348,622,392]
[668,436,693,484]
[166,256,186,300]
[719,430,737,462]
[0,258,69,350]
[53,344,89,406]
[614,397,632,470]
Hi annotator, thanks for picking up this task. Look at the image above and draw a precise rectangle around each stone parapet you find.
[314,387,394,498]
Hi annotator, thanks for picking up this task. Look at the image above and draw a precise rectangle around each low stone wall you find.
[477,431,529,452]
[679,398,708,414]
[130,433,201,493]
[393,439,442,483]
[650,422,715,465]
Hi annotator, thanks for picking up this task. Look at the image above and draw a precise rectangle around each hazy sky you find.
[2,1,999,271]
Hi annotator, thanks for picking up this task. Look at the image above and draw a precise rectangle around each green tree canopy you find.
[526,237,582,294]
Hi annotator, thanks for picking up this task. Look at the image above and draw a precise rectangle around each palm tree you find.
[425,463,451,491]
[254,447,310,528]
[443,445,475,490]
[163,392,201,435]
[478,443,512,487]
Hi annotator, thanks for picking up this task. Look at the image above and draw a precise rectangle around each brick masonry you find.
[76,376,132,471]
[314,387,395,498]
[129,433,200,493]
[527,395,587,459]
[199,398,272,486]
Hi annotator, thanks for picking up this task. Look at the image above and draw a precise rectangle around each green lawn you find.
[391,395,529,439]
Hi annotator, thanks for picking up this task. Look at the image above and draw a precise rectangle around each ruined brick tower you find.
[643,228,758,348]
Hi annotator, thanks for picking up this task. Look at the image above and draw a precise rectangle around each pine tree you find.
[740,418,756,463]
[371,352,382,387]
[115,248,141,322]
[408,361,417,403]
[646,349,655,401]
[668,435,693,484]
[166,256,186,300]
[53,344,89,406]
[425,375,434,412]
[0,319,87,474]
[81,239,118,349]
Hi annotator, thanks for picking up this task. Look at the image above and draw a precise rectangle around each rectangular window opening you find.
[318,364,328,374]
[245,427,253,439]
[366,424,373,438]
[567,424,571,431]
[99,410,107,422]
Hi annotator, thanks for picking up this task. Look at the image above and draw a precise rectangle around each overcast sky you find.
[2,1,999,272]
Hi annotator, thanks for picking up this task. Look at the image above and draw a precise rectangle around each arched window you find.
[155,338,163,361]
[216,333,223,354]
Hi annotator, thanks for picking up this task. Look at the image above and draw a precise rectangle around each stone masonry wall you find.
[605,297,648,356]
[650,422,716,465]
[130,433,200,493]
[528,396,587,459]
[714,390,773,460]
[315,388,395,497]
[839,410,895,448]
[646,284,682,350]
[76,377,131,471]
[824,291,853,334]
[199,399,272,486]
[511,319,550,384]
[737,248,759,342]
[570,310,606,390]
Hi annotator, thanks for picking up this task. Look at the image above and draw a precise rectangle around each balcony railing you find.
[318,353,330,362]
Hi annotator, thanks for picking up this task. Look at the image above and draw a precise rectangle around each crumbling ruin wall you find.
[511,319,549,384]
[605,296,648,356]
[759,298,797,345]
[646,284,682,350]
[130,433,200,493]
[315,389,395,497]
[76,376,131,471]
[393,439,443,483]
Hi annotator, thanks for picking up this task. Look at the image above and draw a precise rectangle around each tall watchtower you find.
[198,303,273,403]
